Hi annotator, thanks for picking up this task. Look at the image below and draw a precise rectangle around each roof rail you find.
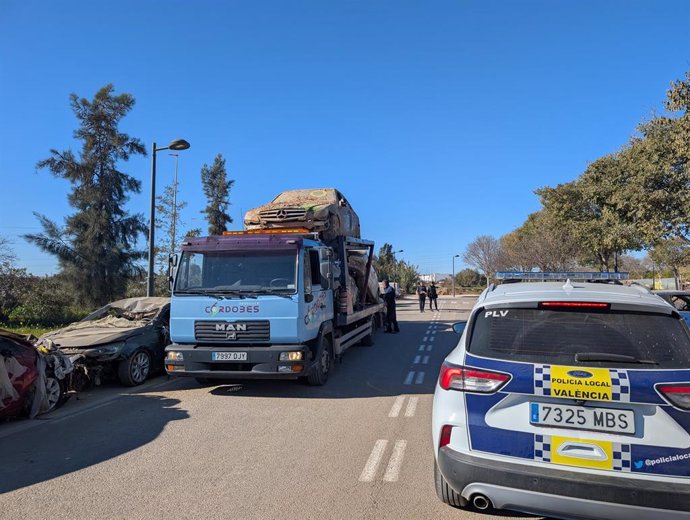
[495,272,630,282]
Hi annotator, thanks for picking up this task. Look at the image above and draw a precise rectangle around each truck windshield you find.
[174,251,297,295]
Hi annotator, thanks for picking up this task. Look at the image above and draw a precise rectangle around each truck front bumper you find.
[164,344,312,380]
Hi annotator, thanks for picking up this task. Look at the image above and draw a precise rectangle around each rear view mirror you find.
[452,321,467,334]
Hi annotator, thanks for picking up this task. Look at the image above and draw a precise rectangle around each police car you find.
[432,272,690,520]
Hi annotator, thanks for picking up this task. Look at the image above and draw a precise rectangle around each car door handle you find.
[556,442,608,461]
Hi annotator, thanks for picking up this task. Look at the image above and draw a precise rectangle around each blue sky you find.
[1,0,688,276]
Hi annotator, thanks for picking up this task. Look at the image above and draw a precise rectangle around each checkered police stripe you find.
[612,443,631,471]
[534,434,552,462]
[609,369,630,402]
[534,365,552,396]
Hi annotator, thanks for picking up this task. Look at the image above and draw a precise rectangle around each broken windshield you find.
[174,251,298,294]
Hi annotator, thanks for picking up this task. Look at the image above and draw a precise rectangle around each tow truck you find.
[164,228,384,385]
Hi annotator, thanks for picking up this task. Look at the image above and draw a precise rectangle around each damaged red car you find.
[0,330,70,419]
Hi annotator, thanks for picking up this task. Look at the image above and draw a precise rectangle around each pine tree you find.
[155,182,188,274]
[24,85,146,307]
[201,154,234,235]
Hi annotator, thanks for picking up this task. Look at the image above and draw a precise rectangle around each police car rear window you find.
[468,308,690,368]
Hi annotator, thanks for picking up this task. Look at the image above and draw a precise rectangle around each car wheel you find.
[359,316,377,347]
[307,336,332,386]
[118,349,151,386]
[44,376,67,413]
[434,460,468,508]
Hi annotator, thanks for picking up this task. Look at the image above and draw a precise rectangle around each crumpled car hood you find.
[40,317,147,348]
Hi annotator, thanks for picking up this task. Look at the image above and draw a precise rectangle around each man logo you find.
[215,323,248,332]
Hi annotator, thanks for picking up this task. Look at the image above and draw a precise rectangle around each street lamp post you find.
[147,138,190,297]
[452,254,460,297]
[392,249,403,285]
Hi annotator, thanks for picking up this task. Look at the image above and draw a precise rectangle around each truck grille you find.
[194,320,270,342]
[259,207,307,222]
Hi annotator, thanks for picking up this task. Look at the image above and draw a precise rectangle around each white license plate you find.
[530,402,635,434]
[212,352,247,361]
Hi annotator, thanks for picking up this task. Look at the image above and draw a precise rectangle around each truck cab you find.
[165,230,382,385]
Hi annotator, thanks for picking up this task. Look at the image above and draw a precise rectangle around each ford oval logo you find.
[567,370,593,379]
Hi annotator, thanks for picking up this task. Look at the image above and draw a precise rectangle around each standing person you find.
[381,280,399,333]
[416,281,428,312]
[428,282,439,311]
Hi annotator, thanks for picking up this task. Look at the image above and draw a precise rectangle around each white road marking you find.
[431,330,436,335]
[426,345,433,352]
[404,397,418,417]
[422,336,428,342]
[418,345,425,351]
[404,371,415,385]
[389,395,405,418]
[383,440,408,482]
[413,355,421,364]
[422,355,429,364]
[429,336,435,342]
[415,371,425,384]
[360,440,388,482]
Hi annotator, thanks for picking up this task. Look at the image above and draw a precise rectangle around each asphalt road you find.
[0,295,542,520]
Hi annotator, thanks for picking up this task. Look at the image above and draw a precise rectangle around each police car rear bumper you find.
[438,447,690,519]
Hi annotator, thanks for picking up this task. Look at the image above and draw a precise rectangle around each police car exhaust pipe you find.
[472,494,491,510]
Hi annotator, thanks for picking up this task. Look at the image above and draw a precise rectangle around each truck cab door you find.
[301,247,333,336]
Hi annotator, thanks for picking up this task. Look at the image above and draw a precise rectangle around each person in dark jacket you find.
[428,282,439,311]
[416,282,427,312]
[381,280,399,333]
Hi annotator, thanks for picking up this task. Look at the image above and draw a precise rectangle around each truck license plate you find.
[212,352,247,361]
[530,402,635,434]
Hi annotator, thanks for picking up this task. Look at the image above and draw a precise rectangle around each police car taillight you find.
[657,384,690,410]
[438,362,510,393]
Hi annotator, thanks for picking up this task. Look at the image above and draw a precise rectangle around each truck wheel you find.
[434,460,468,508]
[118,349,151,386]
[307,336,333,386]
[360,316,377,347]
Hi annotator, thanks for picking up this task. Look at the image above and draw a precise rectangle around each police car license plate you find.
[212,352,247,361]
[530,402,635,434]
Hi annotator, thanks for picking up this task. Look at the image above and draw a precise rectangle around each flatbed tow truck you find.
[164,229,384,385]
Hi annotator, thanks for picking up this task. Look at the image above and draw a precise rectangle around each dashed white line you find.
[431,330,436,335]
[422,355,429,364]
[426,345,433,352]
[383,440,408,482]
[404,371,415,385]
[422,336,428,342]
[415,371,425,384]
[413,355,421,364]
[404,397,418,417]
[418,345,426,351]
[360,440,388,482]
[389,395,406,418]
[429,336,436,342]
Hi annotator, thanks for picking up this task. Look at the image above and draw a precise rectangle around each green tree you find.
[373,243,397,281]
[649,239,690,288]
[24,85,146,307]
[201,154,234,235]
[155,182,188,274]
[396,260,420,293]
[456,268,483,288]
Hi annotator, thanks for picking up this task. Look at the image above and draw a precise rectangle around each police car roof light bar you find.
[495,272,629,282]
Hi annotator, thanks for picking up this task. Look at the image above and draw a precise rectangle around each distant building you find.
[420,273,451,283]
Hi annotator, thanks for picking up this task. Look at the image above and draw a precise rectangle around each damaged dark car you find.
[40,297,170,388]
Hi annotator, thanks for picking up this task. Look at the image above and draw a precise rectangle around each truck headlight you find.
[279,351,303,361]
[166,351,184,361]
